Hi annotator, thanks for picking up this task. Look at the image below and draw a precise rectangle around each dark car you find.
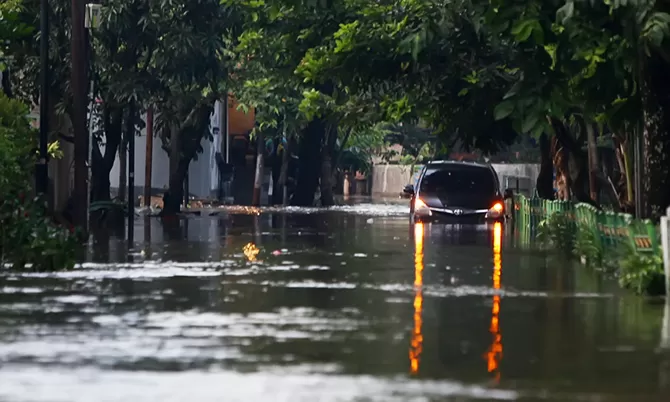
[404,161,504,223]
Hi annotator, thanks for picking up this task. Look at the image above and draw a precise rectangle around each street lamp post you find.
[36,0,49,195]
[84,3,101,232]
[71,0,88,232]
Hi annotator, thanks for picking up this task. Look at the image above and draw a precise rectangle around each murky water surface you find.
[1,202,669,401]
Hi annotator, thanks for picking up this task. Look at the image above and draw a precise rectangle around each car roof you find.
[424,160,492,170]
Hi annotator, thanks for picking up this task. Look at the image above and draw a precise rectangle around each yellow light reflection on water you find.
[486,222,503,382]
[409,222,424,375]
[243,242,260,262]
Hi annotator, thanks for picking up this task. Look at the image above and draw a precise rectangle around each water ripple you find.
[0,367,518,402]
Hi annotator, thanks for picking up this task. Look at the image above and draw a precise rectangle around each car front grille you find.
[427,210,487,224]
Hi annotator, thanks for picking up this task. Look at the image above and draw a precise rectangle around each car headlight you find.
[414,198,432,217]
[485,202,504,219]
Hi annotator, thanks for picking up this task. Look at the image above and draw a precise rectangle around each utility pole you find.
[84,3,101,232]
[225,95,230,164]
[183,170,189,208]
[119,134,127,201]
[36,0,50,195]
[127,101,136,243]
[252,129,264,206]
[144,107,154,207]
[71,0,88,231]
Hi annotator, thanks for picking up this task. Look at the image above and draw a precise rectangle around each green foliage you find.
[537,212,575,255]
[1,195,80,270]
[0,94,79,270]
[0,0,34,70]
[573,222,603,267]
[525,194,665,296]
[619,245,665,296]
[339,122,390,173]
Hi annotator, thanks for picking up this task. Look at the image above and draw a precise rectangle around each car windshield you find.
[419,167,496,195]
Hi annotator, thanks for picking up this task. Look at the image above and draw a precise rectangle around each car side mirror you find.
[403,184,415,195]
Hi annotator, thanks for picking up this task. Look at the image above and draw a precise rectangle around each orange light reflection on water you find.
[243,242,260,262]
[486,222,503,382]
[409,222,424,375]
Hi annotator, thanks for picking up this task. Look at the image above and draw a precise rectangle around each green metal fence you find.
[513,194,659,255]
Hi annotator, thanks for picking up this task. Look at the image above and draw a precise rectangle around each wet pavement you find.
[1,202,670,401]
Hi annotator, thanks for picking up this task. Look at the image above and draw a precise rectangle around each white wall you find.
[110,101,224,198]
[369,163,540,195]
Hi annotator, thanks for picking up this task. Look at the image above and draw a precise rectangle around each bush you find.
[0,94,79,270]
[573,222,603,267]
[618,244,665,296]
[537,212,575,255]
[535,209,664,296]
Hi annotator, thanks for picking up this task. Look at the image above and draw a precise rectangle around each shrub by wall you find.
[515,194,664,296]
[0,94,79,270]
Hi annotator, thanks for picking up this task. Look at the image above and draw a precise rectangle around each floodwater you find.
[1,201,670,401]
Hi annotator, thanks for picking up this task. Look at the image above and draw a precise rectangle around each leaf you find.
[531,121,545,138]
[511,19,530,36]
[532,23,544,45]
[503,82,521,99]
[556,1,575,25]
[522,114,540,133]
[512,18,540,42]
[494,101,515,120]
[458,88,468,97]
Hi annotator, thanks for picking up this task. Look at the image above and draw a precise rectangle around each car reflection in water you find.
[409,222,424,375]
[409,221,503,381]
[486,222,503,383]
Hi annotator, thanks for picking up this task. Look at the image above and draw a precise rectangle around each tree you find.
[295,0,670,215]
[294,0,520,157]
[483,0,670,215]
[89,0,160,201]
[0,93,79,269]
[147,0,239,215]
[229,0,397,206]
[0,0,34,97]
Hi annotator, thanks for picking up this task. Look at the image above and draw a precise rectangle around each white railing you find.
[662,206,670,297]
[660,208,670,351]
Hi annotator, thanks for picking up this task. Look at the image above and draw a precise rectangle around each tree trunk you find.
[271,138,283,205]
[550,118,598,207]
[613,133,633,211]
[320,125,338,206]
[162,160,189,216]
[536,133,554,199]
[144,107,154,206]
[161,103,214,216]
[118,134,127,202]
[552,136,571,201]
[1,69,12,98]
[279,138,290,205]
[642,52,670,219]
[91,106,123,201]
[161,124,182,216]
[320,149,334,206]
[586,122,600,202]
[292,118,325,206]
[252,130,264,206]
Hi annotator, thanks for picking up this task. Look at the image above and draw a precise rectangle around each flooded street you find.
[1,202,669,401]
